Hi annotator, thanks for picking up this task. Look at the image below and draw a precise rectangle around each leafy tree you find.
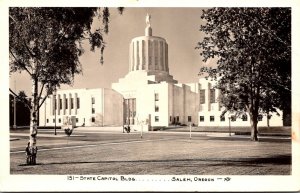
[9,7,123,164]
[9,90,30,127]
[196,8,291,141]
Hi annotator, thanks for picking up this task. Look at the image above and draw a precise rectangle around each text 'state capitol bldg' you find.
[39,15,282,130]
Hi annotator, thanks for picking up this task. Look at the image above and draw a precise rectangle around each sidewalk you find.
[75,126,124,132]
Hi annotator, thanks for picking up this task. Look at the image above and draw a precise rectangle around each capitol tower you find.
[112,14,198,130]
[127,14,177,84]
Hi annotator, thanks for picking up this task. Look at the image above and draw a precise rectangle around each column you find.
[129,42,133,72]
[145,40,149,70]
[161,41,165,71]
[132,42,135,71]
[154,40,158,70]
[133,41,139,70]
[165,43,169,72]
[142,40,145,70]
[148,40,152,70]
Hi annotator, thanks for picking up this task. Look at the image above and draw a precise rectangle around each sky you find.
[8,8,210,96]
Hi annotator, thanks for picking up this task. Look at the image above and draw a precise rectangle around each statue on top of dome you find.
[146,13,151,27]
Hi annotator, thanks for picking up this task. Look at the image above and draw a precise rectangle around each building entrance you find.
[124,98,136,125]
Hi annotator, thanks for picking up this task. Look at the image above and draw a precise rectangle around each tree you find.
[9,90,31,127]
[9,7,123,165]
[196,8,291,141]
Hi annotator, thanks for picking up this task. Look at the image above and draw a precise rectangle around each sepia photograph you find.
[1,1,300,192]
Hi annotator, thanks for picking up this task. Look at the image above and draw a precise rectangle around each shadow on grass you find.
[19,154,291,167]
[207,137,291,143]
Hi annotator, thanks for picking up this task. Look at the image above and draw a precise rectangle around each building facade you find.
[39,88,123,127]
[194,78,283,127]
[39,15,283,129]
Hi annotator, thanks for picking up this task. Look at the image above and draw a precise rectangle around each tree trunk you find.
[27,77,38,165]
[267,111,270,128]
[249,113,259,141]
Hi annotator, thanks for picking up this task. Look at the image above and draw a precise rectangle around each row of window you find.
[91,97,95,114]
[200,89,216,104]
[148,115,192,123]
[155,93,159,112]
[156,115,262,123]
[47,118,80,123]
[199,115,263,122]
[47,114,263,124]
[55,98,80,110]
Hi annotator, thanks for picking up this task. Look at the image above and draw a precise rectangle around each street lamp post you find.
[228,115,231,136]
[53,90,57,135]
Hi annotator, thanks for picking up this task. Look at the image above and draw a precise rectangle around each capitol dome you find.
[127,14,176,84]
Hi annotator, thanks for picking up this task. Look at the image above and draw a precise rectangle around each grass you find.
[10,133,291,175]
[163,126,291,135]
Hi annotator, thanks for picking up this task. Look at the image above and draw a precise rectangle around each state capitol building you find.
[39,15,283,131]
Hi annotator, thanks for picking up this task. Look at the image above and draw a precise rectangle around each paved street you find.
[10,128,291,175]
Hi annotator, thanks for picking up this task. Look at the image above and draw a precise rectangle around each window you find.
[77,98,80,109]
[71,98,74,109]
[200,89,205,104]
[59,99,62,109]
[46,119,49,123]
[242,114,248,121]
[188,116,192,122]
[155,93,159,101]
[91,117,95,122]
[92,107,95,114]
[142,40,146,68]
[55,100,57,110]
[200,116,204,122]
[155,105,159,112]
[220,116,225,122]
[59,118,61,123]
[210,89,216,103]
[148,40,152,65]
[210,116,214,122]
[53,119,55,123]
[170,116,172,122]
[155,116,159,122]
[91,97,95,104]
[76,118,78,123]
[154,41,158,67]
[65,98,68,109]
[176,116,179,122]
[258,115,263,121]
